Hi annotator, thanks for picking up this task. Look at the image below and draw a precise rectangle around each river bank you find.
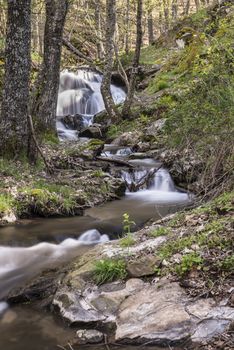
[1,190,233,350]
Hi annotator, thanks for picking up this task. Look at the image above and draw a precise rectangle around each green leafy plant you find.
[93,259,127,285]
[175,253,203,276]
[123,213,135,235]
[120,235,135,248]
[0,194,13,215]
[150,227,170,238]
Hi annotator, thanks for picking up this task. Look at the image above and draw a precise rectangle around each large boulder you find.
[58,114,85,132]
[79,125,103,139]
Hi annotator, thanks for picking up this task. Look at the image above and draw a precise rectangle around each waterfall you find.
[56,70,126,140]
[150,168,175,192]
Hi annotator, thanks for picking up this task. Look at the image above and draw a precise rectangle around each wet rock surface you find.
[4,207,234,347]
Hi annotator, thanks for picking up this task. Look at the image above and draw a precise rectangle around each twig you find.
[28,114,53,174]
[57,345,67,350]
[104,334,111,350]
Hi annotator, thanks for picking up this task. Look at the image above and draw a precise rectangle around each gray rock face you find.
[115,281,191,344]
[115,281,234,345]
[53,278,144,326]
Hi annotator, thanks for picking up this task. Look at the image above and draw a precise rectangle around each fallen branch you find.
[28,114,53,174]
[62,37,99,71]
[125,166,161,192]
[96,156,134,167]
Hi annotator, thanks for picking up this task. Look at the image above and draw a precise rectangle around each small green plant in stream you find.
[175,253,203,276]
[93,259,127,285]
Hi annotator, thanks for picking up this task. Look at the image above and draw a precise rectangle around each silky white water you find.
[56,70,126,140]
[0,230,108,300]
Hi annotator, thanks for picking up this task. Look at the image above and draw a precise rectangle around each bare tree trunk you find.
[32,0,68,134]
[121,0,143,119]
[94,0,105,60]
[163,0,170,31]
[171,0,178,21]
[147,9,154,45]
[0,0,7,37]
[101,0,120,122]
[194,0,200,11]
[125,0,130,55]
[0,0,31,158]
[185,0,191,15]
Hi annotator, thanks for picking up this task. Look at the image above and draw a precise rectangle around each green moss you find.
[0,194,13,215]
[43,131,59,145]
[91,170,105,178]
[86,139,104,150]
[93,259,127,285]
[17,182,78,216]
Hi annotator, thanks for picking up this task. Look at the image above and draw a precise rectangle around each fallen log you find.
[96,156,134,167]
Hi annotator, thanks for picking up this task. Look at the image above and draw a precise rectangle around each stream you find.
[0,69,192,350]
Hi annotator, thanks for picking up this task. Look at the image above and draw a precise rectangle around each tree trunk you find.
[147,9,154,45]
[94,0,105,60]
[32,0,69,134]
[124,0,130,55]
[101,0,120,123]
[171,0,178,21]
[194,0,200,11]
[185,0,190,15]
[121,0,143,119]
[163,0,170,31]
[0,0,31,158]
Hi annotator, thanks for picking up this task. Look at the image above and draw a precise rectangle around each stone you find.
[75,329,104,344]
[112,131,142,146]
[126,255,161,277]
[115,281,191,344]
[93,110,111,126]
[59,114,85,132]
[1,212,17,224]
[79,125,103,139]
[145,118,166,137]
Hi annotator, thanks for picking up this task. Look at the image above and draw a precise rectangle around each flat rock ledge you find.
[53,278,234,346]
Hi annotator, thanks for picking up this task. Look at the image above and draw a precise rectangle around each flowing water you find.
[0,69,192,350]
[56,70,126,140]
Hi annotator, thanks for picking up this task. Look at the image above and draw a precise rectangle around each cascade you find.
[150,168,175,192]
[56,70,126,140]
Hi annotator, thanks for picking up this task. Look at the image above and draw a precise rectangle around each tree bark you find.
[124,0,130,54]
[94,0,105,60]
[147,9,154,45]
[171,0,178,21]
[121,0,143,119]
[0,0,31,158]
[101,0,120,123]
[32,0,69,134]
